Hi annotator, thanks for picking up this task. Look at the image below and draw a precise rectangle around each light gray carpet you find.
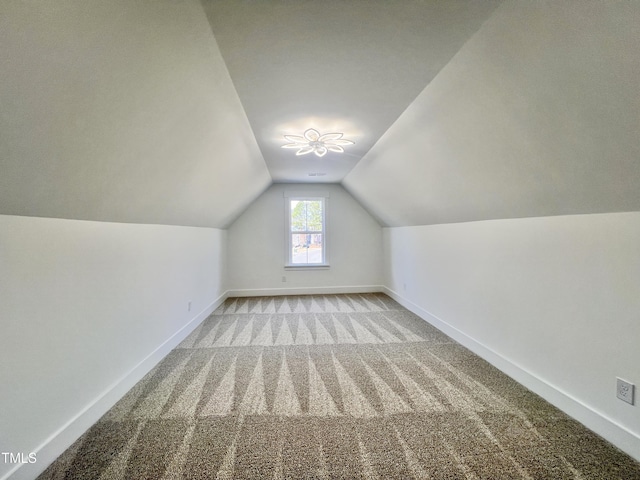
[38,294,640,479]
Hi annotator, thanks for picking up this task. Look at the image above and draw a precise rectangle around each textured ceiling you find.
[202,0,502,183]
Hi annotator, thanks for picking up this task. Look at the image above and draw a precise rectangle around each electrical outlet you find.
[282,276,287,282]
[403,283,407,291]
[188,301,192,312]
[616,378,635,405]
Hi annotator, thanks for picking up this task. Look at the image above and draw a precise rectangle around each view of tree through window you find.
[290,199,324,264]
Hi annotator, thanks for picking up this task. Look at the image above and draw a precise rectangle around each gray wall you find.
[0,215,227,480]
[227,184,383,294]
[383,213,640,460]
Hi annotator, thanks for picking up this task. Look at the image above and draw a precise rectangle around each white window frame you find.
[284,194,329,268]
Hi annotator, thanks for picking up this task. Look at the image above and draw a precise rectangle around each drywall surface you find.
[0,0,270,228]
[227,184,383,293]
[344,0,640,226]
[383,212,640,459]
[0,215,226,479]
[201,0,501,183]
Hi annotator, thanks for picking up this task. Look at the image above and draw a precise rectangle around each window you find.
[286,197,327,266]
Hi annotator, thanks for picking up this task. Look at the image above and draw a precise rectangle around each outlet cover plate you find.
[616,378,635,405]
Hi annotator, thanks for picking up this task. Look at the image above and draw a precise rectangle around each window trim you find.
[284,195,329,268]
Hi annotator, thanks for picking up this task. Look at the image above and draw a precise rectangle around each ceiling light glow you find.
[282,128,354,157]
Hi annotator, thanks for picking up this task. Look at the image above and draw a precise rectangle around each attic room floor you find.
[38,294,640,479]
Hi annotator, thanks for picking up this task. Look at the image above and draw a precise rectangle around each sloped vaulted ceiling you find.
[0,0,270,228]
[1,1,639,229]
[343,1,640,227]
[202,0,502,184]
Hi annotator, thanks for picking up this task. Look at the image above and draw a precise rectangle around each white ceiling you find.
[343,0,640,226]
[2,0,638,229]
[0,0,271,228]
[201,0,502,183]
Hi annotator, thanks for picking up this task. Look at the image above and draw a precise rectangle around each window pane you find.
[291,234,323,264]
[291,200,323,232]
[305,200,323,232]
[290,200,307,232]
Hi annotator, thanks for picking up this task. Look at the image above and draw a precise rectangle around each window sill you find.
[284,264,330,270]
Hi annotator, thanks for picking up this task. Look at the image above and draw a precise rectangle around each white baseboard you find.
[227,285,384,297]
[10,286,637,480]
[5,292,229,480]
[383,287,640,463]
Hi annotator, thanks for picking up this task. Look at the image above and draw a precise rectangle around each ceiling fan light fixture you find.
[281,128,354,157]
